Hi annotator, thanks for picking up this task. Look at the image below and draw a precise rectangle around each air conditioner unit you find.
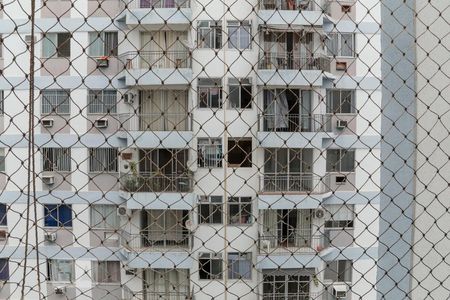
[117,206,128,217]
[0,230,7,241]
[94,119,108,128]
[44,232,57,242]
[123,92,136,104]
[314,209,324,219]
[336,120,348,129]
[335,175,347,185]
[332,284,348,299]
[42,175,55,185]
[41,119,54,128]
[54,286,66,295]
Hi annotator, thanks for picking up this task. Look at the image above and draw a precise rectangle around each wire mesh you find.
[0,0,446,299]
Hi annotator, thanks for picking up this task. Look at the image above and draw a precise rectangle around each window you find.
[0,90,4,115]
[90,205,119,230]
[198,138,222,168]
[227,21,251,49]
[227,138,252,167]
[197,21,222,49]
[93,261,121,283]
[0,149,5,173]
[228,78,252,109]
[198,196,223,224]
[87,90,117,114]
[47,259,74,282]
[0,204,7,226]
[0,259,8,281]
[88,32,118,57]
[228,197,252,225]
[228,253,251,279]
[324,205,354,228]
[326,89,355,114]
[324,260,353,282]
[199,253,223,280]
[326,33,355,57]
[89,148,118,173]
[42,148,71,172]
[198,78,222,108]
[0,35,2,58]
[42,32,71,58]
[44,204,73,227]
[326,149,355,172]
[41,89,71,115]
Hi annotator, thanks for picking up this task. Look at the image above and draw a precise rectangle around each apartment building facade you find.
[0,0,381,299]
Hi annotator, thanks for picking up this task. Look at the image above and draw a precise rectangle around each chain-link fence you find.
[0,0,446,299]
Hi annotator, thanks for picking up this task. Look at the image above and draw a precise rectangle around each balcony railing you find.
[259,114,332,132]
[260,173,331,193]
[120,172,193,193]
[262,292,321,300]
[118,113,192,131]
[259,52,331,72]
[120,51,192,69]
[121,230,190,250]
[259,0,314,10]
[122,0,190,9]
[259,231,326,254]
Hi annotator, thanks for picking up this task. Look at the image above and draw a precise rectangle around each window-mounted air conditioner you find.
[336,120,348,129]
[94,119,108,128]
[44,232,57,242]
[42,119,54,128]
[42,175,55,185]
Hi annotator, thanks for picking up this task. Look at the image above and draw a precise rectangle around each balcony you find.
[120,173,193,193]
[259,232,326,254]
[260,173,330,194]
[259,0,314,10]
[259,114,332,132]
[121,230,191,251]
[121,51,192,69]
[119,51,192,86]
[259,52,331,72]
[118,0,191,30]
[119,113,192,132]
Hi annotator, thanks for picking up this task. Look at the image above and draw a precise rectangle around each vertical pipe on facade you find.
[222,0,228,297]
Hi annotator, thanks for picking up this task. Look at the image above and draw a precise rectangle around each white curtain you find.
[42,33,57,58]
[295,210,311,246]
[262,210,278,248]
[91,205,118,229]
[49,260,73,282]
[88,33,103,57]
[146,269,189,297]
[276,90,289,129]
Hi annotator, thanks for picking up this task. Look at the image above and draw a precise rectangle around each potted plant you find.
[123,161,140,192]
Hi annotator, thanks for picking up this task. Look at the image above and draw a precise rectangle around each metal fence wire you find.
[0,0,446,299]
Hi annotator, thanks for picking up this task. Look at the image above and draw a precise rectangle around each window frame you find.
[47,259,75,283]
[88,32,118,57]
[90,205,120,230]
[198,196,223,225]
[324,260,353,283]
[87,90,117,114]
[43,204,73,228]
[197,21,222,49]
[41,89,71,115]
[0,90,4,115]
[0,204,7,226]
[326,149,355,173]
[88,148,119,173]
[326,89,356,114]
[228,197,252,225]
[197,138,223,168]
[227,20,252,50]
[198,78,223,109]
[199,252,223,280]
[0,259,9,281]
[227,252,252,280]
[93,261,121,283]
[0,148,5,173]
[227,138,252,168]
[324,205,355,229]
[326,33,355,58]
[42,148,72,172]
[228,78,252,109]
[42,32,71,58]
